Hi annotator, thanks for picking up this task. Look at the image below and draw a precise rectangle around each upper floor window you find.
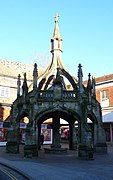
[0,86,10,98]
[100,90,109,107]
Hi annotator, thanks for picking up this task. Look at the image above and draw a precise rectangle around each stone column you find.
[78,122,94,159]
[94,124,107,153]
[38,123,41,150]
[24,123,38,158]
[94,124,98,146]
[6,122,20,153]
[69,123,77,150]
[51,117,61,149]
[78,121,81,144]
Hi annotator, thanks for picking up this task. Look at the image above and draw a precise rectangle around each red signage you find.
[41,129,52,144]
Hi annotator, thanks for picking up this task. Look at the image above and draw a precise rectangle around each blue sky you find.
[0,0,113,80]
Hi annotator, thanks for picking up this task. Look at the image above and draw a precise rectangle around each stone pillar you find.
[94,124,107,153]
[78,122,94,159]
[69,123,77,150]
[77,121,81,144]
[44,117,68,154]
[38,123,41,150]
[6,122,19,153]
[73,126,78,150]
[94,124,98,146]
[24,125,38,158]
[51,117,61,149]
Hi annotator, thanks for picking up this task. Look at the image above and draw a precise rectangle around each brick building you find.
[95,74,113,144]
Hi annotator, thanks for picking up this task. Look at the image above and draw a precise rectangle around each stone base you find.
[44,147,68,154]
[94,143,107,153]
[24,144,38,158]
[72,142,78,150]
[6,142,19,153]
[78,144,94,160]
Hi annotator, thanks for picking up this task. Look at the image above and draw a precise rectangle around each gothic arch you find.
[34,107,81,125]
[87,112,98,124]
[34,107,81,151]
[17,111,29,123]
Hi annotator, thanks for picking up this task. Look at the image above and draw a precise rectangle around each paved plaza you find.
[0,143,113,180]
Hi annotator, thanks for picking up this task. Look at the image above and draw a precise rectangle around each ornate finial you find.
[54,13,60,23]
[17,74,21,98]
[78,64,83,78]
[22,72,28,95]
[92,76,96,98]
[24,72,27,82]
[34,63,37,71]
[78,63,84,93]
[17,74,21,86]
[88,73,91,79]
[33,63,38,90]
[78,64,82,69]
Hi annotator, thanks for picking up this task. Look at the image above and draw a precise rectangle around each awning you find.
[102,112,113,123]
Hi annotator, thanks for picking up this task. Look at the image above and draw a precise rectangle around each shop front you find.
[102,112,113,144]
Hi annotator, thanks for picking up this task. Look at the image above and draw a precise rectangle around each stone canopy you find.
[6,15,107,159]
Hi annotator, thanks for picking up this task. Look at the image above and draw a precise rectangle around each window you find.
[0,86,10,98]
[100,90,109,107]
[101,90,108,101]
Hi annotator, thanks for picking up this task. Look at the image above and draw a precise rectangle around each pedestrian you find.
[40,134,44,145]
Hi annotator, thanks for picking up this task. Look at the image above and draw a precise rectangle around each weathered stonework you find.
[6,15,107,159]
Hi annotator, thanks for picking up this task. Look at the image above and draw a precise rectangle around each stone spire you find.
[87,73,92,102]
[87,73,92,91]
[17,74,21,98]
[53,14,61,40]
[78,64,84,93]
[92,76,96,98]
[22,73,28,95]
[33,63,38,91]
[51,14,63,60]
[38,15,77,91]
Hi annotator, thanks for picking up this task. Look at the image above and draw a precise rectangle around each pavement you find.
[0,143,113,180]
